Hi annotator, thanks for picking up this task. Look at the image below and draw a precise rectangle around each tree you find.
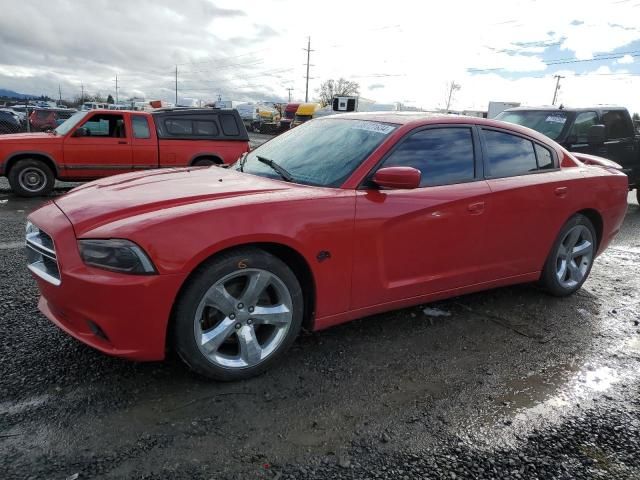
[317,78,360,107]
[107,94,115,104]
[443,80,461,111]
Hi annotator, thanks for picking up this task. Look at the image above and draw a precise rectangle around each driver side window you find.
[570,112,598,143]
[81,114,126,138]
[380,127,475,187]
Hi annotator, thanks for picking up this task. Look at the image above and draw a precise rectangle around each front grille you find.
[26,225,61,286]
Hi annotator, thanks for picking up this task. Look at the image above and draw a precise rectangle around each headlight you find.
[78,239,156,274]
[26,220,39,237]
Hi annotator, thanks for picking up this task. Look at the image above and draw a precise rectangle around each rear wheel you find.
[8,158,55,197]
[173,248,303,380]
[193,158,218,167]
[540,214,596,296]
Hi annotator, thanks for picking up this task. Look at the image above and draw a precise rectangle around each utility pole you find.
[80,82,84,104]
[175,65,178,105]
[445,81,461,111]
[114,74,119,104]
[58,84,62,104]
[286,87,294,102]
[303,37,314,102]
[552,75,564,105]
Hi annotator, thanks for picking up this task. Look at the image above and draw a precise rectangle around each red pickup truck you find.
[0,108,250,196]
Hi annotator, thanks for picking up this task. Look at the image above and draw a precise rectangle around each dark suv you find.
[0,111,22,134]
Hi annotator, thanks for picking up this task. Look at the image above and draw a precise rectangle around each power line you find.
[468,50,640,74]
[178,59,265,75]
[172,48,272,68]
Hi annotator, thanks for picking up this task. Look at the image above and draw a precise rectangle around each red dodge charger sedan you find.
[26,113,628,380]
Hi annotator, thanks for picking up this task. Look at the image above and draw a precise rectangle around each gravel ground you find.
[1,172,639,479]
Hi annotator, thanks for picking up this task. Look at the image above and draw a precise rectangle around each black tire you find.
[636,188,640,206]
[540,214,597,297]
[7,158,55,197]
[173,247,303,381]
[192,158,217,167]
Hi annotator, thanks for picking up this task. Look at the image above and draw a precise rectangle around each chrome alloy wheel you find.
[193,268,293,369]
[555,224,594,289]
[18,166,47,193]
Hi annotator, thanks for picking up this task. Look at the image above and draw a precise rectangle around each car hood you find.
[54,167,294,234]
[0,132,60,142]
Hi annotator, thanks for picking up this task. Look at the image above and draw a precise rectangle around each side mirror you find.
[73,127,88,137]
[587,124,605,145]
[372,166,421,190]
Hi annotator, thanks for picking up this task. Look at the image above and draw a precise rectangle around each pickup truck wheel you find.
[193,158,217,167]
[8,159,55,197]
[636,188,640,206]
[540,214,596,297]
[173,247,303,381]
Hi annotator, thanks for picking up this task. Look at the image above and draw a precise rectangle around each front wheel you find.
[173,248,303,381]
[540,214,596,296]
[7,159,55,197]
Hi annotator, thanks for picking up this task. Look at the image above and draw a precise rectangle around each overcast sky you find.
[2,0,640,112]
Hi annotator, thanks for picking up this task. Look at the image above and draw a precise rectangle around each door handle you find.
[554,186,568,197]
[467,201,485,214]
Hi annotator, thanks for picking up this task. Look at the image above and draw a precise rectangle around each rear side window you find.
[132,116,151,139]
[381,127,475,187]
[163,118,223,137]
[483,130,537,177]
[220,114,240,136]
[165,118,192,135]
[194,120,218,136]
[535,144,554,170]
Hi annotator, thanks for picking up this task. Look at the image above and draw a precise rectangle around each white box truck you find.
[488,101,520,119]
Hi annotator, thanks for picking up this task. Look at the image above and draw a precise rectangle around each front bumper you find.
[28,202,186,361]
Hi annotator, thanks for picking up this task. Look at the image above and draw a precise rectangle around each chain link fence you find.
[0,104,78,135]
[0,108,28,134]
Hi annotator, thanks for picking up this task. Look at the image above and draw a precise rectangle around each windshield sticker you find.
[350,121,396,135]
[545,115,567,124]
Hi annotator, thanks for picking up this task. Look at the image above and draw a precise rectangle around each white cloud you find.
[1,0,640,113]
[617,54,635,64]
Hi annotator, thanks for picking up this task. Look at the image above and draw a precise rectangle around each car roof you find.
[326,111,563,148]
[334,111,479,125]
[503,105,628,113]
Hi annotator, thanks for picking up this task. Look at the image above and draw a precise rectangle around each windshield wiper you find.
[256,155,293,182]
[238,152,248,172]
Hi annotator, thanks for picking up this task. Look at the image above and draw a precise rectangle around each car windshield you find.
[54,111,89,135]
[496,110,569,140]
[236,118,397,187]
